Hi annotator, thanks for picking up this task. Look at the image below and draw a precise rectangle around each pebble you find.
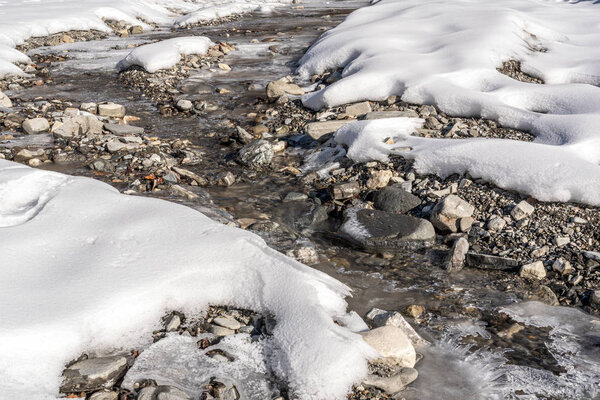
[176,99,193,111]
[366,169,392,190]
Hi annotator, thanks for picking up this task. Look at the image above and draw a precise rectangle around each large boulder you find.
[340,208,435,252]
[430,195,474,233]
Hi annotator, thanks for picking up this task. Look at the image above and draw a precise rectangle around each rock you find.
[430,195,474,233]
[209,380,240,400]
[283,192,308,202]
[286,246,319,265]
[590,290,600,306]
[486,216,506,232]
[60,356,128,393]
[0,90,12,108]
[554,236,570,247]
[366,170,392,190]
[497,323,524,339]
[98,102,126,118]
[80,102,98,114]
[370,311,428,347]
[14,148,45,163]
[28,158,41,167]
[103,122,144,136]
[89,159,115,172]
[405,305,425,319]
[374,185,421,214]
[61,34,75,43]
[531,285,559,306]
[361,326,416,367]
[213,316,242,331]
[511,200,534,221]
[345,101,372,117]
[138,386,191,400]
[216,171,236,187]
[583,251,600,262]
[362,367,418,395]
[341,208,435,252]
[305,120,352,141]
[520,261,547,280]
[238,140,273,169]
[165,314,181,332]
[129,25,144,34]
[447,236,469,272]
[266,77,304,100]
[176,99,193,111]
[331,181,360,200]
[552,258,573,275]
[465,253,520,271]
[22,117,50,134]
[170,185,199,200]
[171,166,207,186]
[106,140,139,153]
[208,324,235,336]
[89,391,119,400]
[53,115,103,139]
[365,110,419,120]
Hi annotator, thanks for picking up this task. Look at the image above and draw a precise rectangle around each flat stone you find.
[465,252,520,271]
[266,77,304,100]
[208,324,235,336]
[361,326,416,367]
[0,90,12,108]
[365,110,419,120]
[213,316,242,331]
[520,261,547,280]
[22,118,50,134]
[511,200,534,221]
[61,356,128,393]
[98,103,126,118]
[345,101,372,117]
[374,185,421,214]
[305,120,353,141]
[53,115,103,139]
[171,166,207,186]
[583,251,600,262]
[341,208,435,252]
[106,140,139,153]
[103,123,144,136]
[89,391,119,400]
[283,192,308,202]
[363,367,418,395]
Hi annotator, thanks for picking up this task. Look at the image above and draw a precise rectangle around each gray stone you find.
[591,290,600,306]
[583,251,600,262]
[238,140,273,169]
[345,101,372,117]
[216,171,236,187]
[213,316,241,331]
[362,367,418,395]
[486,216,506,232]
[331,181,360,200]
[138,386,191,400]
[520,261,547,280]
[106,140,139,153]
[98,103,126,118]
[208,324,235,336]
[80,102,98,114]
[266,77,304,100]
[465,253,520,271]
[283,192,308,202]
[0,90,12,108]
[165,314,181,332]
[447,236,469,272]
[552,258,573,275]
[374,185,421,214]
[176,99,193,111]
[14,148,45,163]
[341,208,435,252]
[511,200,534,221]
[365,110,419,120]
[53,115,103,139]
[22,118,50,134]
[554,236,570,247]
[89,159,115,172]
[430,195,474,233]
[89,391,119,400]
[305,120,353,141]
[60,356,128,393]
[103,123,144,136]
[171,166,207,186]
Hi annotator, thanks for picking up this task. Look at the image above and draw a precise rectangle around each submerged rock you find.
[238,140,273,169]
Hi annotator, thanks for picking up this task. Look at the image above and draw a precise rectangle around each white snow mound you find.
[117,37,214,73]
[299,0,600,206]
[0,160,376,399]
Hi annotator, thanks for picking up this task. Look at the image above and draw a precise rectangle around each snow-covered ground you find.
[0,160,375,399]
[298,0,600,206]
[0,0,291,77]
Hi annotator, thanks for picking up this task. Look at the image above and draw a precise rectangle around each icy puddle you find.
[2,1,600,399]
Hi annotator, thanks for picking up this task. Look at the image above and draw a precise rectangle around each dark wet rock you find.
[374,185,421,214]
[331,181,360,200]
[465,252,520,271]
[340,208,435,252]
[238,140,273,169]
[61,356,128,393]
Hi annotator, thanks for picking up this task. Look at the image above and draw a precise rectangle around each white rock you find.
[345,101,372,117]
[208,324,235,336]
[305,120,353,141]
[98,103,126,118]
[80,102,98,114]
[22,118,49,134]
[430,195,474,233]
[520,261,546,280]
[176,99,193,111]
[511,200,534,221]
[0,90,12,108]
[554,236,570,247]
[212,316,241,331]
[486,216,506,232]
[89,391,118,400]
[371,311,428,347]
[361,326,416,367]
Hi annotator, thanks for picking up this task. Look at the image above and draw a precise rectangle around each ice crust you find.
[117,37,214,73]
[0,0,290,77]
[0,160,376,399]
[298,0,600,206]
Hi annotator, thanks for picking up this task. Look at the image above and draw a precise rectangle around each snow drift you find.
[0,160,375,399]
[298,0,600,206]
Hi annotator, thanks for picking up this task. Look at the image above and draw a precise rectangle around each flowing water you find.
[5,2,600,399]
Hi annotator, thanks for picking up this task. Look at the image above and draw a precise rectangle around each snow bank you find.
[0,160,376,399]
[298,0,600,206]
[175,0,291,27]
[117,37,214,73]
[0,0,291,77]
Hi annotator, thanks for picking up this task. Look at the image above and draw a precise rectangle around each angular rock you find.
[345,101,372,117]
[583,251,600,262]
[286,246,319,265]
[365,110,419,120]
[106,140,139,153]
[0,90,12,108]
[171,166,207,186]
[98,103,126,118]
[61,356,128,393]
[366,169,392,190]
[238,140,273,169]
[430,195,474,233]
[370,310,428,347]
[361,326,416,367]
[374,185,421,214]
[331,181,360,200]
[465,252,519,271]
[80,102,98,114]
[165,314,181,332]
[14,148,45,163]
[266,77,304,100]
[511,200,534,221]
[363,367,418,395]
[341,208,435,252]
[22,118,49,134]
[447,236,469,272]
[486,216,506,232]
[53,115,103,139]
[305,120,352,141]
[103,122,144,136]
[213,317,242,331]
[520,261,546,280]
[552,258,573,275]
